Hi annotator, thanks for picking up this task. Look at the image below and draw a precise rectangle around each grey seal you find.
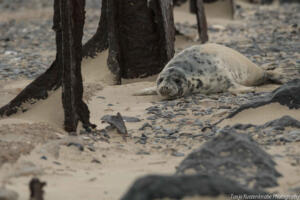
[134,43,285,99]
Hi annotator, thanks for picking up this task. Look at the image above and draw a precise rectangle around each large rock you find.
[121,174,268,200]
[176,130,281,189]
[121,131,283,200]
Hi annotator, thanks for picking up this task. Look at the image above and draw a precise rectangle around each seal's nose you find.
[159,86,171,96]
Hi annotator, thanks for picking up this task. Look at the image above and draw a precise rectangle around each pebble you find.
[283,130,300,142]
[91,158,101,164]
[87,144,96,152]
[136,150,150,155]
[122,116,141,123]
[67,142,84,151]
[40,156,47,160]
[163,128,177,135]
[171,152,185,157]
[53,161,62,165]
[139,122,152,130]
[153,126,161,131]
[136,133,147,145]
[147,116,157,120]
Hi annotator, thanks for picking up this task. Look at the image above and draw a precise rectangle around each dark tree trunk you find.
[106,0,122,84]
[190,0,208,43]
[58,0,94,132]
[83,0,108,58]
[106,0,175,82]
[153,0,176,66]
[0,0,107,119]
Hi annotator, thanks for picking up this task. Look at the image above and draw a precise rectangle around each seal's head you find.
[156,68,188,99]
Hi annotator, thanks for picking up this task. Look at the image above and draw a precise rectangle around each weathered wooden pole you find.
[190,0,209,43]
[106,0,175,83]
[58,0,94,132]
[106,0,122,84]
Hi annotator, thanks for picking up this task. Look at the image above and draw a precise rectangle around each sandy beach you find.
[0,0,300,199]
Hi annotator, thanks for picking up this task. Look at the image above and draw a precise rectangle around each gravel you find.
[0,1,299,80]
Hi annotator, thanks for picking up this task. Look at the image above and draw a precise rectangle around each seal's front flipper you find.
[132,86,158,96]
[228,85,255,95]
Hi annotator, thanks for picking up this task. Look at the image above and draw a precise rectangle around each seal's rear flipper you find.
[132,86,158,96]
[264,63,300,84]
[266,71,289,84]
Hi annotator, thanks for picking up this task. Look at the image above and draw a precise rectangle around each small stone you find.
[4,51,17,56]
[194,119,203,127]
[139,122,152,130]
[281,130,300,142]
[53,161,62,165]
[67,142,84,151]
[122,116,141,123]
[164,128,177,135]
[89,177,97,182]
[171,152,185,157]
[153,126,161,131]
[91,159,101,164]
[210,24,226,32]
[82,136,90,140]
[136,150,150,155]
[147,116,157,120]
[87,144,96,152]
[40,156,47,160]
[101,113,128,135]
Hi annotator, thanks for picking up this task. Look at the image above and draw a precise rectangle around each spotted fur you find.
[134,43,285,99]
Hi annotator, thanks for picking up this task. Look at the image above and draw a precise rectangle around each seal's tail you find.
[132,86,158,96]
[263,62,300,84]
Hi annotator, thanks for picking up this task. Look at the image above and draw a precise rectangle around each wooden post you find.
[190,0,209,43]
[106,0,175,81]
[83,0,108,58]
[59,0,94,132]
[106,0,122,84]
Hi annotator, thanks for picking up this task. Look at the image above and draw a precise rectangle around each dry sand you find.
[220,103,300,127]
[0,2,300,200]
[0,47,182,200]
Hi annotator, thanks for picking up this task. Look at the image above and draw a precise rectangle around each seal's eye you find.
[174,79,181,84]
[157,78,164,84]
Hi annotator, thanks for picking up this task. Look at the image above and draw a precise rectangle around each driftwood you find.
[58,0,94,132]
